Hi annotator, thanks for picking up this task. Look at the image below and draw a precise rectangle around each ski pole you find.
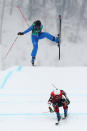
[51,83,58,90]
[5,35,19,58]
[17,6,29,27]
[58,15,61,60]
[58,33,60,60]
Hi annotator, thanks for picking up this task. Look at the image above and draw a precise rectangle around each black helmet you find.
[34,20,41,27]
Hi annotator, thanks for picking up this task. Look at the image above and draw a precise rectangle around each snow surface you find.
[0,66,87,131]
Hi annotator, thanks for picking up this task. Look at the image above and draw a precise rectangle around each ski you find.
[58,15,62,60]
[55,116,67,125]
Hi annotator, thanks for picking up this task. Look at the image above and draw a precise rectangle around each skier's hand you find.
[66,98,70,105]
[49,107,54,113]
[17,32,24,35]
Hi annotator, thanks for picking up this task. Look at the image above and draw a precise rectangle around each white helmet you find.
[54,89,60,95]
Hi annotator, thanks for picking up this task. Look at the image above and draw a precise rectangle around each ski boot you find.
[32,56,35,66]
[52,36,59,46]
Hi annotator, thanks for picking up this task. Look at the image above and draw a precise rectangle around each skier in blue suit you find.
[18,20,59,66]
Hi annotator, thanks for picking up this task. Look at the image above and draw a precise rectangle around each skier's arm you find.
[48,99,54,113]
[23,25,33,34]
[62,90,70,104]
[62,90,69,99]
[17,25,33,35]
[48,96,53,103]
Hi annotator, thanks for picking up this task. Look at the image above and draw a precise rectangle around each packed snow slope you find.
[0,66,87,131]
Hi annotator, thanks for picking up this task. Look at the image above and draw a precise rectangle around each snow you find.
[0,66,87,131]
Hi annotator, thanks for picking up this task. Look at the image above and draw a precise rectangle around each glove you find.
[66,98,70,105]
[17,32,24,35]
[49,107,54,113]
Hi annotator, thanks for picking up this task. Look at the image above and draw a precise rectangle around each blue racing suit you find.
[23,25,59,59]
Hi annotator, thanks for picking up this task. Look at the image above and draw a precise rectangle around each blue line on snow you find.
[0,71,14,89]
[0,93,87,97]
[0,113,87,117]
[0,66,22,89]
[16,66,22,72]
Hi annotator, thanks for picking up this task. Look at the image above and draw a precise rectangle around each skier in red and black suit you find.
[48,89,70,121]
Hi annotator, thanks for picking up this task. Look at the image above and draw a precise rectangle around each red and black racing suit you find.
[48,90,68,113]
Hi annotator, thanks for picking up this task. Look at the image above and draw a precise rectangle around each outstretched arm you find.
[23,25,33,34]
[17,25,33,35]
[48,97,54,113]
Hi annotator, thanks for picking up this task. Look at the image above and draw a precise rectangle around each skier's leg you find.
[39,32,59,43]
[31,36,38,64]
[63,102,68,118]
[54,104,61,121]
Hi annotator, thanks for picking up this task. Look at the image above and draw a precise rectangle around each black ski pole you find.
[58,15,61,60]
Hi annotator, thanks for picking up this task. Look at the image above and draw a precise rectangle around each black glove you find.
[17,32,24,35]
[49,107,54,113]
[66,98,70,105]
